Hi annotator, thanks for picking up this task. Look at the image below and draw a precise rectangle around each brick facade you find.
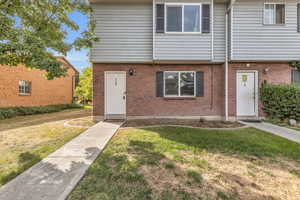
[0,57,77,107]
[228,62,293,117]
[93,62,292,120]
[93,63,225,119]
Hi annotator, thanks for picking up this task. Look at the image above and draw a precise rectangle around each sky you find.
[54,11,90,73]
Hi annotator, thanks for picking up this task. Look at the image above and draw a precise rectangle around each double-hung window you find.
[166,4,201,33]
[298,4,300,32]
[164,71,195,97]
[264,3,285,25]
[19,80,31,95]
[292,70,300,83]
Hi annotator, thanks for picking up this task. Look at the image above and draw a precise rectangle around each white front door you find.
[105,72,126,119]
[236,71,258,117]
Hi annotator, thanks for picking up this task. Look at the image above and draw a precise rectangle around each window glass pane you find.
[19,81,30,94]
[165,72,179,96]
[25,82,30,93]
[19,81,24,93]
[180,72,195,96]
[276,4,285,24]
[293,70,300,83]
[264,4,275,24]
[167,6,182,32]
[184,5,200,32]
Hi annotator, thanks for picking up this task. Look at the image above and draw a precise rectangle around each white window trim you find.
[163,71,196,97]
[263,2,286,25]
[19,80,31,95]
[165,3,202,34]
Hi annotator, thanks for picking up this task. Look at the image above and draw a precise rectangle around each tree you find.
[0,0,98,79]
[75,66,92,103]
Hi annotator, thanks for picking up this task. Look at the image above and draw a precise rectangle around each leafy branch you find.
[290,61,300,71]
[0,0,99,79]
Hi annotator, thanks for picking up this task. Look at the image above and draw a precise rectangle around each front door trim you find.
[236,70,259,117]
[104,71,126,119]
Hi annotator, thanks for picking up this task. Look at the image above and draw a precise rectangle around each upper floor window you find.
[156,4,210,34]
[264,3,285,25]
[298,4,300,32]
[19,80,31,95]
[166,4,201,33]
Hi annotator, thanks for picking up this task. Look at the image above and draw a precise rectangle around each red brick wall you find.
[228,62,292,117]
[93,63,225,118]
[0,64,76,107]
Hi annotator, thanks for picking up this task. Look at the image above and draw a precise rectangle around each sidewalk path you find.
[240,121,300,144]
[0,121,123,200]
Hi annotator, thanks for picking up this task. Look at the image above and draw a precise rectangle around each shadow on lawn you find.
[68,137,278,200]
[126,136,283,200]
[0,147,98,200]
[0,109,91,132]
[0,152,42,186]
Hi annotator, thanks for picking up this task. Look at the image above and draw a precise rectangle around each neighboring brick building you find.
[0,57,78,107]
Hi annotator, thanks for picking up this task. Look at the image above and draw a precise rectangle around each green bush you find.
[0,104,82,120]
[261,83,300,120]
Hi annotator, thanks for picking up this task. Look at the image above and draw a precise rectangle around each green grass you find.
[0,110,89,186]
[68,127,300,200]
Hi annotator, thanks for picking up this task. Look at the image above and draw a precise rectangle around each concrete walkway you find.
[0,121,123,200]
[240,121,300,144]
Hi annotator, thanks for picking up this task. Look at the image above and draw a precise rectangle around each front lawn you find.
[0,108,93,186]
[68,126,300,200]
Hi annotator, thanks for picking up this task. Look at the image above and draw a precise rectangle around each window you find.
[298,4,300,32]
[166,4,201,33]
[19,80,31,95]
[292,70,300,83]
[164,71,195,97]
[264,3,285,25]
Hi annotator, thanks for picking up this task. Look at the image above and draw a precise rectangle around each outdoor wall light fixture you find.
[129,69,136,76]
[264,67,270,74]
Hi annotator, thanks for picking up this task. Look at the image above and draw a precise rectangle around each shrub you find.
[260,83,300,120]
[0,104,82,120]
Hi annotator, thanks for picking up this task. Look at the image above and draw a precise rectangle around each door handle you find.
[123,95,126,100]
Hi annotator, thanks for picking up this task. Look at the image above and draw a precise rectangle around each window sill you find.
[19,93,31,96]
[163,97,197,100]
[262,24,286,26]
[164,32,204,35]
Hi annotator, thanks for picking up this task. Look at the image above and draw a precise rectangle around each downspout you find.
[224,0,235,121]
[225,12,229,121]
[152,0,156,62]
[211,0,214,61]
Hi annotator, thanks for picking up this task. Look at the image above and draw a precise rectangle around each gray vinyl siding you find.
[154,0,212,61]
[213,3,226,62]
[232,0,300,61]
[90,4,153,62]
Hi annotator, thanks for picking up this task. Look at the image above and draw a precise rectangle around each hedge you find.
[0,104,82,120]
[261,83,300,120]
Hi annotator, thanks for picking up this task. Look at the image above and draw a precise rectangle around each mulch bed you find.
[122,119,244,128]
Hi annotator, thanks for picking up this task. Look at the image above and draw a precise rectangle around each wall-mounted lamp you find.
[128,69,136,76]
[264,67,270,74]
[246,63,251,67]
